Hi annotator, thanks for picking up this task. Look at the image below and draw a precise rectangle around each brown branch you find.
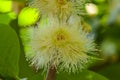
[46,66,56,80]
[12,1,25,15]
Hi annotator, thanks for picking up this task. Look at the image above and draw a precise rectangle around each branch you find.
[46,65,56,80]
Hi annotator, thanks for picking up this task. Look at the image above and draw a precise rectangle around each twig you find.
[46,65,56,80]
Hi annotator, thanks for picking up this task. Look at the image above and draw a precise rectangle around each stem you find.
[12,1,25,15]
[46,65,56,80]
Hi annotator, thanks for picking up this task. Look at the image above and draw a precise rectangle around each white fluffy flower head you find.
[28,0,89,19]
[27,23,96,73]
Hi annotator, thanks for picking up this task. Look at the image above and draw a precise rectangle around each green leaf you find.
[56,70,109,80]
[9,19,44,80]
[0,13,12,24]
[98,63,120,80]
[0,12,16,25]
[0,24,20,79]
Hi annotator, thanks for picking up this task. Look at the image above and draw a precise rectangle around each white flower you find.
[28,0,88,19]
[27,22,97,73]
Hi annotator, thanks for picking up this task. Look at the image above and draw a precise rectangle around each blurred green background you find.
[0,0,120,80]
